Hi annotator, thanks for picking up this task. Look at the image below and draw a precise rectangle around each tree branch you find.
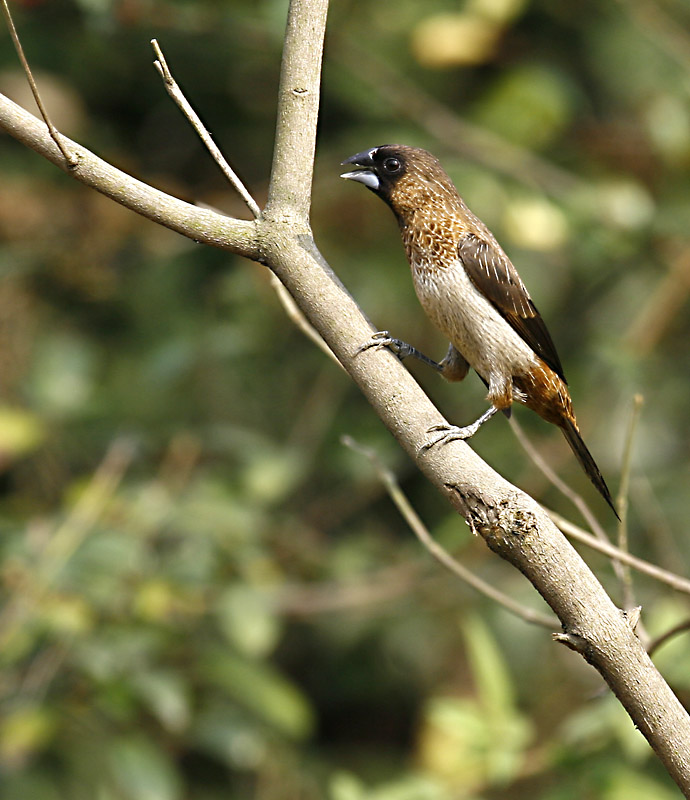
[0,93,258,257]
[1,0,76,166]
[509,415,616,548]
[550,510,690,595]
[649,619,690,657]
[264,0,329,222]
[1,0,690,792]
[342,434,556,629]
[616,394,645,611]
[151,38,262,220]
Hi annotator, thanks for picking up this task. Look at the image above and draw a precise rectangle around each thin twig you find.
[631,473,681,569]
[614,0,690,79]
[151,38,262,220]
[649,619,690,657]
[0,437,137,650]
[269,273,342,367]
[272,565,418,616]
[342,435,556,629]
[616,394,644,609]
[509,417,622,569]
[623,243,690,355]
[1,0,77,166]
[36,437,137,584]
[549,510,690,596]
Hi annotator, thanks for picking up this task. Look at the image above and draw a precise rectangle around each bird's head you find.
[340,144,460,221]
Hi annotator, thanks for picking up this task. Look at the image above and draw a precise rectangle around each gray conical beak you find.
[340,148,380,190]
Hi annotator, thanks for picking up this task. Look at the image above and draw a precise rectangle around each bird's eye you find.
[382,157,402,173]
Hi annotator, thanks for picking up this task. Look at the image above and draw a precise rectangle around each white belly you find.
[412,260,538,386]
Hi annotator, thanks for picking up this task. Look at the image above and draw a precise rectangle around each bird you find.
[341,144,618,518]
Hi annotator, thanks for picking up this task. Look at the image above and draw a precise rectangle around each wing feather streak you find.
[458,232,566,382]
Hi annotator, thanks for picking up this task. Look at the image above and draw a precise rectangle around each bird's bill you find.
[340,168,380,190]
[340,149,380,190]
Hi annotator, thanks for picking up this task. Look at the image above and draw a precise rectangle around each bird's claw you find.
[420,423,479,452]
[357,331,404,357]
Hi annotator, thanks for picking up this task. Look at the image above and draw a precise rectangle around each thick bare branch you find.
[260,227,690,794]
[264,0,329,222]
[1,0,690,791]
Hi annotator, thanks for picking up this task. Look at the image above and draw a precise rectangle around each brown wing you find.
[458,232,566,382]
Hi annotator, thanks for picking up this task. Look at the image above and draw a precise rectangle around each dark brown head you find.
[340,144,461,223]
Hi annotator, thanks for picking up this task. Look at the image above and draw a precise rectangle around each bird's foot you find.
[420,406,499,452]
[356,331,415,360]
[420,422,482,452]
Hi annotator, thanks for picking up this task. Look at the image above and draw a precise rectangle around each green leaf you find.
[28,333,95,416]
[462,616,533,783]
[201,650,314,740]
[604,769,679,800]
[463,614,515,716]
[241,449,306,505]
[193,705,267,769]
[418,617,532,789]
[330,771,365,800]
[109,736,182,800]
[330,770,454,800]
[133,671,191,734]
[0,406,44,458]
[2,772,62,800]
[0,706,56,765]
[471,63,574,148]
[215,585,281,658]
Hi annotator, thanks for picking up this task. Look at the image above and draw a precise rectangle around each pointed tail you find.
[560,418,619,520]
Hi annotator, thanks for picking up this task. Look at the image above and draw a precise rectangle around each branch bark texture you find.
[1,0,689,792]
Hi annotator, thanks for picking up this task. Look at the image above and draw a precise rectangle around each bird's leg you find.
[358,333,471,383]
[421,405,499,451]
[357,330,444,371]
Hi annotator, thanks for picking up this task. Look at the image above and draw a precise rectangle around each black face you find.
[340,145,408,197]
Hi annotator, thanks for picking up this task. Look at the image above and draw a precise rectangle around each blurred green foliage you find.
[1,0,690,797]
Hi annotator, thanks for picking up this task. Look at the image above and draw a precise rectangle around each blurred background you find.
[1,0,690,797]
